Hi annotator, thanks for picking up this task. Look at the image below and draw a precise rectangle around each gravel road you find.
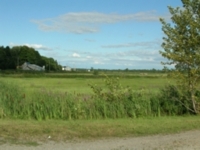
[1,130,200,150]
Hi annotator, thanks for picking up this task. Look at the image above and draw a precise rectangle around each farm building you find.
[62,66,72,71]
[21,62,45,71]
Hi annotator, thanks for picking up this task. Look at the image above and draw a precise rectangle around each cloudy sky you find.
[0,0,182,69]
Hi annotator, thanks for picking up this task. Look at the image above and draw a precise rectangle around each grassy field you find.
[0,75,170,95]
[0,74,175,120]
[2,72,197,144]
[0,116,200,144]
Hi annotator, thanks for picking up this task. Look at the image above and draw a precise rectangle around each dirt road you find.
[1,130,200,150]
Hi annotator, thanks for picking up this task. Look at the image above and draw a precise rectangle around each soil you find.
[1,130,200,150]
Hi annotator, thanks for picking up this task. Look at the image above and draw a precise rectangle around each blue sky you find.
[0,0,183,69]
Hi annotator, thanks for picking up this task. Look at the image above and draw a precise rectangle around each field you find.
[1,116,200,144]
[0,71,171,105]
[1,71,199,146]
[0,75,169,94]
[0,72,176,120]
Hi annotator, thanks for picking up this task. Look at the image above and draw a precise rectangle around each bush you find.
[93,70,99,76]
[156,85,191,115]
[89,76,154,118]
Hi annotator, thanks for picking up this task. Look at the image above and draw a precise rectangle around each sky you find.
[0,0,183,70]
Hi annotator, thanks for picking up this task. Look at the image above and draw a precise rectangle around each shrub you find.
[89,75,154,118]
[93,70,99,76]
[156,85,191,115]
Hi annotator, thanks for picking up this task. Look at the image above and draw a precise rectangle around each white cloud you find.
[102,40,161,49]
[85,39,96,42]
[32,11,170,34]
[24,44,52,51]
[72,53,81,58]
[36,39,165,69]
[86,56,92,58]
[56,47,165,69]
[10,43,52,51]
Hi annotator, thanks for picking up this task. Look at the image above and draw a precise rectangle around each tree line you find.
[0,45,62,71]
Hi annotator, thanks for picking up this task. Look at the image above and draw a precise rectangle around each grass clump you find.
[0,81,27,119]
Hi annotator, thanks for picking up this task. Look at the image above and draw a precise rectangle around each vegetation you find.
[0,45,61,71]
[1,0,200,144]
[160,0,200,114]
[0,78,151,120]
[1,116,200,143]
[0,74,194,121]
[0,74,200,143]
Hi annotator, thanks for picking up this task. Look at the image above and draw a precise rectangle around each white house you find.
[62,66,71,71]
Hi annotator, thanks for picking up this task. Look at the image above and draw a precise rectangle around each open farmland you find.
[0,72,170,96]
[1,72,200,149]
[0,71,187,121]
[0,72,176,120]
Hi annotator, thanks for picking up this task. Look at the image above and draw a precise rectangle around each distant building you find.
[21,62,45,71]
[62,66,71,71]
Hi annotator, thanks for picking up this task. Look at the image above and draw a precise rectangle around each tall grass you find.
[0,81,27,118]
[0,76,192,120]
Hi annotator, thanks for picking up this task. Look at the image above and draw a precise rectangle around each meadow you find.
[0,75,169,94]
[1,71,199,143]
[0,72,173,120]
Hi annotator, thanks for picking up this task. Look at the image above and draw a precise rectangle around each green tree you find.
[41,56,61,71]
[0,46,6,69]
[160,0,200,114]
[0,46,15,70]
[11,46,44,67]
[0,45,61,71]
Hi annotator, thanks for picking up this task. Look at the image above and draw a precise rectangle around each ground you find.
[1,130,200,150]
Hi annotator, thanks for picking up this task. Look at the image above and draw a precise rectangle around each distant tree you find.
[93,69,99,76]
[0,46,15,70]
[160,0,200,114]
[5,46,15,69]
[41,56,61,71]
[11,45,48,68]
[0,46,6,69]
[11,46,40,66]
[0,45,61,71]
[11,46,22,67]
[151,68,157,72]
[125,68,129,72]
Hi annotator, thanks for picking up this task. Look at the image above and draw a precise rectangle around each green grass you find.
[0,76,170,95]
[0,73,198,145]
[0,76,173,120]
[0,75,178,120]
[0,116,200,143]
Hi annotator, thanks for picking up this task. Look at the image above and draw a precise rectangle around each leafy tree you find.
[160,0,200,114]
[41,56,61,71]
[5,46,15,69]
[11,46,22,67]
[0,46,6,69]
[0,45,62,71]
[12,46,47,68]
[0,46,15,70]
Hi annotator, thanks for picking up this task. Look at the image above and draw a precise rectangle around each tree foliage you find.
[0,45,61,71]
[160,0,200,114]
